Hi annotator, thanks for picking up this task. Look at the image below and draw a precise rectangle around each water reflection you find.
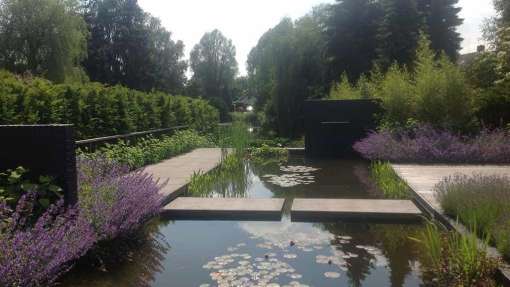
[61,156,425,287]
[59,219,170,287]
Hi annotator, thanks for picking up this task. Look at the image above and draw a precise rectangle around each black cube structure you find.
[0,125,77,204]
[304,100,381,157]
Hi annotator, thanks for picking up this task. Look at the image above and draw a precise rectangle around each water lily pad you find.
[324,271,341,279]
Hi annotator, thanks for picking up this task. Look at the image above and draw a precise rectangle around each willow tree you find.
[0,0,88,82]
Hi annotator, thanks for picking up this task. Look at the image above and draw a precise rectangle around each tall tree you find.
[83,0,186,94]
[0,0,88,82]
[325,0,384,81]
[189,29,238,120]
[417,0,463,60]
[376,0,422,69]
[248,11,328,138]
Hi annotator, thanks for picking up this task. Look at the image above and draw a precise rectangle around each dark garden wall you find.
[0,125,77,203]
[304,100,381,157]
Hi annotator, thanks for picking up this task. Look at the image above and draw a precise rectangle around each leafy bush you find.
[327,34,475,130]
[0,70,219,139]
[413,222,499,286]
[79,130,212,170]
[354,125,510,163]
[0,192,96,287]
[436,174,510,260]
[0,166,62,216]
[413,36,475,131]
[370,161,412,199]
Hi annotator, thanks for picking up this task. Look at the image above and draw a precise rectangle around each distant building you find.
[458,45,486,66]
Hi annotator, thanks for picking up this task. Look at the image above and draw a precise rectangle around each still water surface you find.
[61,156,425,287]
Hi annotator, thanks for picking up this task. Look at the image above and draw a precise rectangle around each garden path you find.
[144,148,228,204]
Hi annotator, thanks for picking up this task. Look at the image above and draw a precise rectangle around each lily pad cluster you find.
[201,251,309,287]
[262,165,320,188]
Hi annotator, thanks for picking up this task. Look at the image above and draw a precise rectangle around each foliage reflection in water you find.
[60,157,427,286]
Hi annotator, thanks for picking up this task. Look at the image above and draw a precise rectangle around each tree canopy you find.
[82,0,187,94]
[0,0,88,83]
[189,29,238,120]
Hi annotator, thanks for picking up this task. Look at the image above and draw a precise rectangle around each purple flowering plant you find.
[353,125,510,163]
[0,157,164,287]
[77,157,164,240]
[0,192,96,287]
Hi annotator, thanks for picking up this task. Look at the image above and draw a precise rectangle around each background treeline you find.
[247,0,465,138]
[0,0,239,121]
[0,71,219,139]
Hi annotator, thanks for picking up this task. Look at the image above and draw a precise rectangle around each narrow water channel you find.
[61,156,426,287]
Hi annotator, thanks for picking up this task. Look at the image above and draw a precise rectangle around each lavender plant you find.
[77,157,164,240]
[354,125,510,163]
[436,174,510,260]
[0,192,96,287]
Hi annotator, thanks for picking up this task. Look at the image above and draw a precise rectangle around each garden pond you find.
[60,155,427,287]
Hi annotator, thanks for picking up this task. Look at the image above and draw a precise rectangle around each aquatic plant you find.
[353,125,510,163]
[370,161,412,199]
[0,192,96,287]
[188,154,249,197]
[413,222,500,286]
[248,144,289,164]
[79,130,212,170]
[436,174,510,260]
[77,158,164,240]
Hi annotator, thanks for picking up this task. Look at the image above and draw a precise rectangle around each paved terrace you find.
[144,148,227,204]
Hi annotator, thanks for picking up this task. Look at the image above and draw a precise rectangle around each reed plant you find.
[370,161,412,199]
[412,222,499,286]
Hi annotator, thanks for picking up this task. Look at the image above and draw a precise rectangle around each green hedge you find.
[0,70,219,139]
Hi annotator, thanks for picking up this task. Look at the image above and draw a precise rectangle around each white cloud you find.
[139,0,496,75]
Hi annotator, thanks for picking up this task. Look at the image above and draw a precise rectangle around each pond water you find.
[61,156,426,287]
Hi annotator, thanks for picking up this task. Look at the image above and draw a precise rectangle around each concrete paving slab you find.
[291,198,421,221]
[143,148,227,204]
[162,197,286,221]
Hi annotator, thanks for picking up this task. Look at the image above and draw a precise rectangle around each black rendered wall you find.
[0,125,77,204]
[304,100,381,157]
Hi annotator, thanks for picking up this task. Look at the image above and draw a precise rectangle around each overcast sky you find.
[138,0,496,75]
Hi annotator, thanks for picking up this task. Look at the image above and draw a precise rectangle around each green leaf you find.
[38,198,50,208]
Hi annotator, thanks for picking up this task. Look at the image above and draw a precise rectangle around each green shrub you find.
[414,36,474,131]
[0,70,219,139]
[412,222,500,286]
[79,130,212,170]
[370,161,412,199]
[0,166,62,215]
[326,34,476,130]
[376,65,416,126]
[436,174,510,260]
